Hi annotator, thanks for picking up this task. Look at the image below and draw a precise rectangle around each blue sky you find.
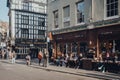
[0,0,9,22]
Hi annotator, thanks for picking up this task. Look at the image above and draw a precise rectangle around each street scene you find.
[0,59,100,80]
[0,0,120,80]
[0,59,120,80]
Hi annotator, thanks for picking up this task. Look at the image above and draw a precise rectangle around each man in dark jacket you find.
[43,49,48,67]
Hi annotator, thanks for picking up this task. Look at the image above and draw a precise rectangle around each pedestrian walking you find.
[11,51,16,64]
[8,50,12,62]
[0,49,2,59]
[6,49,9,59]
[38,51,43,66]
[2,49,6,59]
[26,54,31,66]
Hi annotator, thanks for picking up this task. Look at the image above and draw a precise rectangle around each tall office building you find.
[48,0,120,59]
[7,0,47,58]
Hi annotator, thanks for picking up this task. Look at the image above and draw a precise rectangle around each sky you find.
[0,0,9,22]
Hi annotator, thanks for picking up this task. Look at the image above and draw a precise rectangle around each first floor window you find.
[76,0,84,23]
[106,0,118,17]
[63,6,70,27]
[53,10,59,28]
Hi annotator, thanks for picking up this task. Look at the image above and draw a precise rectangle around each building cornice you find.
[50,17,120,35]
[93,17,120,28]
[50,24,87,35]
[11,9,47,16]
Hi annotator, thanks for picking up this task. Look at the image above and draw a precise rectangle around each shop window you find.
[57,44,62,56]
[63,43,71,54]
[80,42,87,57]
[72,42,78,53]
[115,40,120,52]
[21,28,29,39]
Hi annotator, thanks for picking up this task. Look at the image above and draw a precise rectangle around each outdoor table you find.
[82,59,92,70]
[92,61,120,73]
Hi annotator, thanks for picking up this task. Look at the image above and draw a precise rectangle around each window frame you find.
[22,2,29,10]
[63,5,70,27]
[21,28,29,39]
[76,0,85,24]
[53,10,59,28]
[21,15,29,25]
[104,0,119,20]
[38,17,45,27]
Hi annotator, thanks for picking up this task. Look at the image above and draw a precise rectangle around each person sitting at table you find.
[106,51,110,62]
[70,53,77,68]
[59,54,65,66]
[98,63,105,73]
[97,53,105,73]
[64,54,70,67]
[75,53,83,69]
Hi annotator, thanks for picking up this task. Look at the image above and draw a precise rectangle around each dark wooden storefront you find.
[51,29,98,58]
[50,24,120,59]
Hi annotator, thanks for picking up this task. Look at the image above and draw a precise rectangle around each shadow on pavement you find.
[1,60,12,64]
[15,61,26,65]
[86,73,120,80]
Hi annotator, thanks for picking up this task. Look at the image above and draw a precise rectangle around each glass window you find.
[76,1,84,23]
[38,17,45,27]
[53,10,59,28]
[72,42,78,53]
[21,28,29,38]
[63,6,70,18]
[22,2,29,10]
[21,15,29,25]
[38,30,45,35]
[63,6,70,27]
[106,0,118,17]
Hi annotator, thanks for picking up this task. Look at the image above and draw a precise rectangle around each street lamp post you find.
[46,0,49,66]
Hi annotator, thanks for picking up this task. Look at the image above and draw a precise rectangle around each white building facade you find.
[7,0,47,58]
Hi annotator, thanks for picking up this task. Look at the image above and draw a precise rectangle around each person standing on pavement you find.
[26,54,31,66]
[6,49,9,59]
[8,50,12,62]
[2,49,6,59]
[0,49,1,59]
[38,51,43,66]
[11,51,16,64]
[43,49,48,67]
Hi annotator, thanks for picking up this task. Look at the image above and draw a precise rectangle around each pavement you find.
[1,59,120,80]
